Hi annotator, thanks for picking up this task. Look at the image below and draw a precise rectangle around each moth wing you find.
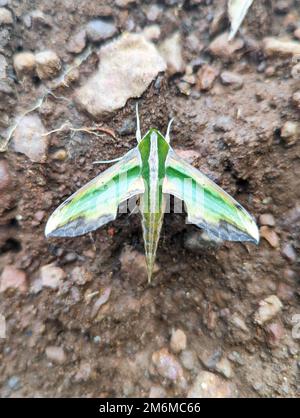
[163,149,259,243]
[45,148,144,237]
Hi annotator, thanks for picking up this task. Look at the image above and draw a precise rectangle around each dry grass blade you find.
[42,123,116,140]
[228,0,254,41]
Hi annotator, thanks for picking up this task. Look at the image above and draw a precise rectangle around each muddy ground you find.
[0,0,299,398]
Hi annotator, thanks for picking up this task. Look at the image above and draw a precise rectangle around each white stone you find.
[0,7,13,25]
[159,32,185,75]
[170,329,187,353]
[254,295,283,325]
[12,114,48,162]
[75,33,166,117]
[13,52,36,77]
[35,50,61,80]
[39,264,66,289]
[45,346,66,364]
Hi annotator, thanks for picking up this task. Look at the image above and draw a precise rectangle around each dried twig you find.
[0,96,45,152]
[0,45,95,153]
[42,123,116,140]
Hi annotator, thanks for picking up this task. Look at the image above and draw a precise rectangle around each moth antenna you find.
[136,102,141,143]
[93,157,122,164]
[165,118,174,143]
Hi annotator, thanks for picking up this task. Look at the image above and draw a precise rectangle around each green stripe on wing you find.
[163,149,259,243]
[45,148,144,238]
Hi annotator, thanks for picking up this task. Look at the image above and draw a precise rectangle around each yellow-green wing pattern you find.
[45,148,144,238]
[163,149,259,243]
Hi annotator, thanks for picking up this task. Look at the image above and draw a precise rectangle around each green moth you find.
[45,105,259,282]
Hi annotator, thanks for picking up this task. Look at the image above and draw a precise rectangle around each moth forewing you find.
[45,147,144,238]
[163,149,259,244]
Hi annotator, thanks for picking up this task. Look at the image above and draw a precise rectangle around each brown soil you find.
[0,0,299,398]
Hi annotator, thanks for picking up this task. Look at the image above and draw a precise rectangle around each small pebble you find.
[91,287,112,318]
[188,371,237,398]
[13,52,36,78]
[34,210,45,222]
[220,71,243,89]
[277,282,294,301]
[215,357,233,379]
[229,313,249,333]
[208,32,244,59]
[13,114,47,162]
[30,10,52,28]
[199,348,222,370]
[260,226,279,248]
[228,351,245,366]
[294,28,300,40]
[67,30,87,54]
[117,118,135,136]
[35,50,61,80]
[149,385,166,398]
[0,79,13,95]
[146,4,163,22]
[52,148,67,161]
[275,1,290,15]
[0,265,27,293]
[39,263,66,289]
[177,80,191,96]
[213,115,233,132]
[159,32,185,76]
[71,266,92,286]
[63,252,77,263]
[281,243,296,262]
[259,213,275,227]
[170,329,187,353]
[142,25,161,42]
[0,7,13,25]
[86,19,117,43]
[184,230,221,252]
[263,37,300,56]
[115,0,136,6]
[254,295,283,325]
[74,361,92,382]
[152,347,186,387]
[265,66,276,77]
[196,64,218,91]
[45,346,66,364]
[266,322,284,347]
[180,350,199,371]
[283,268,296,281]
[280,121,299,145]
[7,376,21,390]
